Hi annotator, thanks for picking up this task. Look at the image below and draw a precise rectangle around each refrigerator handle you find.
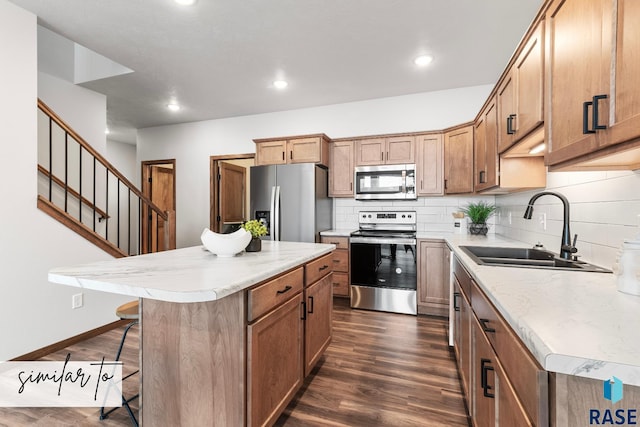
[269,186,276,241]
[274,186,281,241]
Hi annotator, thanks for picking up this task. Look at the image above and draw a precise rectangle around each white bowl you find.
[201,227,252,257]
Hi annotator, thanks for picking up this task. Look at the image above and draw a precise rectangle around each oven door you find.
[350,238,417,289]
[354,165,416,200]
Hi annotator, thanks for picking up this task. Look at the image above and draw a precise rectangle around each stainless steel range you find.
[350,211,417,315]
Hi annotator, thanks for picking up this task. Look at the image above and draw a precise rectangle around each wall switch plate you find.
[539,213,547,230]
[72,293,83,309]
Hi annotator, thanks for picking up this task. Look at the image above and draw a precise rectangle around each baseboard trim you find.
[11,319,129,361]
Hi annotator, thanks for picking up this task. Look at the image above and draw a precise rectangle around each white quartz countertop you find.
[49,241,334,303]
[442,233,640,386]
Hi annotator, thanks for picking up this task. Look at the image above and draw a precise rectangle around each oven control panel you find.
[358,211,416,225]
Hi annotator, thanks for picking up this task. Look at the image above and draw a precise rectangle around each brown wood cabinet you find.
[320,236,350,297]
[355,135,415,166]
[416,133,444,196]
[474,98,499,192]
[453,256,548,427]
[444,125,474,194]
[328,140,354,197]
[255,134,330,167]
[497,21,545,154]
[417,239,449,317]
[248,293,304,427]
[304,274,332,376]
[546,0,640,170]
[453,275,472,403]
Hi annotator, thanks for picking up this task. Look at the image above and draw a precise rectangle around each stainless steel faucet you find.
[523,191,578,260]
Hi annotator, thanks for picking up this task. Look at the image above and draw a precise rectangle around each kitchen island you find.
[49,240,335,427]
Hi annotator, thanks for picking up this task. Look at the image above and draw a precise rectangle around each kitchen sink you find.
[459,245,612,273]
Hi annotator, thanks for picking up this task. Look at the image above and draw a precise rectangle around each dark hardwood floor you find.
[0,299,469,427]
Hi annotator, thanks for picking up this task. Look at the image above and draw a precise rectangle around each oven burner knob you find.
[362,214,366,218]
[408,214,412,218]
[368,214,372,218]
[402,214,406,218]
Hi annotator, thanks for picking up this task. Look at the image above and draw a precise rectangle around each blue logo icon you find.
[603,376,623,404]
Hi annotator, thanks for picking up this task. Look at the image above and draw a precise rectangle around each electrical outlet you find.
[72,293,83,309]
[539,213,547,230]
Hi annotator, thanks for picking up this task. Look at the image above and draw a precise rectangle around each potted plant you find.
[461,201,497,236]
[242,219,268,252]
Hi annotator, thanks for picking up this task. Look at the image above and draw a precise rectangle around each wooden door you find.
[514,20,544,141]
[304,274,333,376]
[460,284,472,402]
[609,0,640,148]
[288,137,321,164]
[247,293,304,427]
[417,240,449,316]
[416,134,443,196]
[473,317,496,427]
[355,138,385,166]
[546,0,612,165]
[329,140,354,197]
[218,162,246,231]
[142,161,176,254]
[444,126,474,194]
[497,363,534,427]
[255,140,287,166]
[497,73,515,153]
[385,135,415,164]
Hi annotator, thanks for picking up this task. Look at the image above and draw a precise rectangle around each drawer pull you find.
[453,292,461,312]
[301,301,306,320]
[333,259,339,263]
[481,358,495,398]
[319,265,329,271]
[480,318,496,333]
[276,285,292,295]
[330,241,340,245]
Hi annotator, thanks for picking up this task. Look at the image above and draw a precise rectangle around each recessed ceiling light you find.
[414,55,434,67]
[273,80,288,89]
[174,0,197,5]
[167,103,181,112]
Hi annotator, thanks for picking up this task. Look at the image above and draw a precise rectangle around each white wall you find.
[0,0,129,361]
[107,139,137,182]
[138,85,493,248]
[495,170,640,270]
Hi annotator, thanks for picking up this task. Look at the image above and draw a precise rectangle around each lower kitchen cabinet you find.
[321,236,350,297]
[304,274,333,376]
[453,255,547,427]
[417,239,450,316]
[248,293,304,427]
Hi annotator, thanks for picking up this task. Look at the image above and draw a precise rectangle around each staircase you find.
[36,99,175,258]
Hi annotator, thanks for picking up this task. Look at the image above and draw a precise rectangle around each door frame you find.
[210,154,255,232]
[141,159,176,253]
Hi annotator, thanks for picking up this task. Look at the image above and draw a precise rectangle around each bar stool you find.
[100,300,140,426]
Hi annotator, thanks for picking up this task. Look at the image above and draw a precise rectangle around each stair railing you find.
[37,99,174,257]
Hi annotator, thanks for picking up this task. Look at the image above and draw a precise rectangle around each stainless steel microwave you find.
[354,164,417,200]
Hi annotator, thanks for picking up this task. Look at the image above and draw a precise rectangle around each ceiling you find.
[10,0,543,144]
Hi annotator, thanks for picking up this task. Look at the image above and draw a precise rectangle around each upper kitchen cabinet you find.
[416,133,443,196]
[255,134,330,167]
[328,140,354,197]
[474,97,499,192]
[355,136,415,166]
[497,20,545,154]
[444,125,474,194]
[546,0,640,170]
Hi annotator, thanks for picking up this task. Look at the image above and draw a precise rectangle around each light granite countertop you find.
[322,229,640,386]
[49,241,334,303]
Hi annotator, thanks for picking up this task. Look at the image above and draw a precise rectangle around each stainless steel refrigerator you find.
[250,163,332,243]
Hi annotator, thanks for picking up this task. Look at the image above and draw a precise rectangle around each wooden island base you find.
[140,293,246,426]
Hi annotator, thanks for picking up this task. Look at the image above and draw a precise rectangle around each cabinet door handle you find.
[282,151,286,160]
[480,318,496,333]
[481,358,495,398]
[350,182,353,191]
[420,179,423,190]
[593,94,608,130]
[290,150,293,160]
[276,285,292,295]
[301,301,306,320]
[583,101,595,134]
[453,292,461,312]
[308,296,314,314]
[319,265,329,271]
[444,179,448,190]
[507,114,516,135]
[479,171,486,184]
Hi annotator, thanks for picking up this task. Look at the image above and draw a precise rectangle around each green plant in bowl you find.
[242,219,267,238]
[461,201,497,235]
